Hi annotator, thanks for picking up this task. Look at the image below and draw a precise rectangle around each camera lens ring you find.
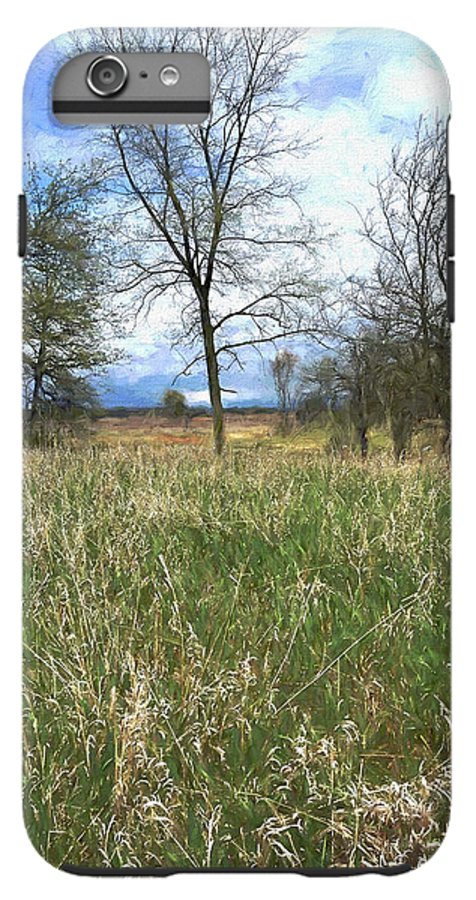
[86,55,128,97]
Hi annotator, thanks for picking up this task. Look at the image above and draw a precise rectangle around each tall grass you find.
[23,445,450,869]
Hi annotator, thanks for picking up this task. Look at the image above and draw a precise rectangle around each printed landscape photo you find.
[23,27,450,871]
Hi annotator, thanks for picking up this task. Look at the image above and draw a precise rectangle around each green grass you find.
[23,444,450,870]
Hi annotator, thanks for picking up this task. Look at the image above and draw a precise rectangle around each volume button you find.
[18,194,27,258]
[448,193,455,259]
[447,259,455,323]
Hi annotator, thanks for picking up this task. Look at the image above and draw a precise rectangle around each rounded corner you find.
[22,29,76,89]
[22,807,61,874]
[382,27,451,110]
[414,800,452,873]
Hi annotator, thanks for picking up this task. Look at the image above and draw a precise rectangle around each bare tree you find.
[301,333,383,458]
[271,349,299,433]
[71,28,327,454]
[348,117,450,456]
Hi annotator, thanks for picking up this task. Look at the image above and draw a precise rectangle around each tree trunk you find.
[29,339,46,425]
[441,417,451,460]
[30,375,41,424]
[391,413,411,463]
[199,293,225,455]
[358,425,368,460]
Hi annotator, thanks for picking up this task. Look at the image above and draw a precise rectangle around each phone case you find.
[22,27,451,875]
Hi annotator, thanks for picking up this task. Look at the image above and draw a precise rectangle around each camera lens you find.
[86,56,128,97]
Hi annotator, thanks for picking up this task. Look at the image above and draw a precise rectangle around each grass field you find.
[23,432,450,870]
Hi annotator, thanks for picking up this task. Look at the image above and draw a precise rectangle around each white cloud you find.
[366,52,450,124]
[183,390,210,405]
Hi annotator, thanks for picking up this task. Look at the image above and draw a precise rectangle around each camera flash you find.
[160,65,180,87]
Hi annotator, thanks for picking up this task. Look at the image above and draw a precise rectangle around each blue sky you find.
[24,28,450,408]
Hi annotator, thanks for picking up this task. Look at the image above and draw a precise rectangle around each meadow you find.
[23,425,450,870]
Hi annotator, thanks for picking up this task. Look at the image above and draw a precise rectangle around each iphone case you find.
[22,27,451,875]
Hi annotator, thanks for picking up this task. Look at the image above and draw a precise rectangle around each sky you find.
[24,28,450,408]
